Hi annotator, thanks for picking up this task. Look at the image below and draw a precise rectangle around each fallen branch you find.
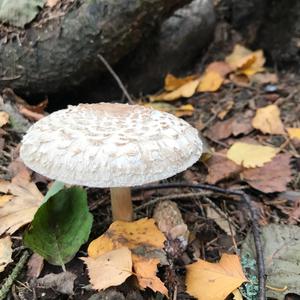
[134,182,266,300]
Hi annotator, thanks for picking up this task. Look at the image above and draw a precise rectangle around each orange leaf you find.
[164,74,198,91]
[81,247,132,291]
[252,104,285,135]
[88,218,166,258]
[287,128,300,140]
[198,71,224,92]
[133,255,168,296]
[186,254,247,300]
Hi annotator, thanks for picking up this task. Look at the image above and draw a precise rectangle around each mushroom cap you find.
[20,103,202,187]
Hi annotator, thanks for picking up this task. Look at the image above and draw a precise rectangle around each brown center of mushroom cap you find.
[20,103,203,187]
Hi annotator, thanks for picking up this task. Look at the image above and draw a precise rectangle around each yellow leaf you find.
[198,71,224,92]
[252,104,285,135]
[164,74,198,92]
[0,236,13,273]
[227,142,278,168]
[149,78,200,102]
[287,128,300,140]
[0,111,9,127]
[144,102,194,117]
[88,218,166,258]
[186,254,247,300]
[232,288,243,300]
[225,45,265,76]
[133,255,168,296]
[0,176,43,235]
[206,61,232,77]
[81,247,132,291]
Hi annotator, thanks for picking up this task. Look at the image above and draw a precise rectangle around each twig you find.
[97,54,134,104]
[134,182,266,300]
[134,191,209,212]
[0,250,30,300]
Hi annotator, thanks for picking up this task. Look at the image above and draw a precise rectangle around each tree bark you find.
[0,0,191,95]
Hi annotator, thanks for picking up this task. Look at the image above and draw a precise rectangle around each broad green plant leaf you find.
[24,187,93,267]
[43,181,64,204]
[0,0,45,28]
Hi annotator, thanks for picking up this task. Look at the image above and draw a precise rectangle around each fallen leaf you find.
[198,71,224,92]
[242,153,292,193]
[149,78,200,102]
[206,207,236,236]
[133,255,168,295]
[232,288,243,300]
[164,74,198,91]
[186,254,247,300]
[37,271,76,295]
[27,253,44,278]
[46,0,60,8]
[24,187,93,266]
[287,128,300,140]
[207,114,253,140]
[225,44,265,76]
[88,218,166,258]
[0,111,9,127]
[0,176,43,235]
[82,247,132,291]
[206,150,242,184]
[229,73,250,87]
[0,236,13,273]
[242,224,300,299]
[206,61,232,77]
[144,102,194,117]
[252,104,285,135]
[227,142,278,168]
[251,72,278,84]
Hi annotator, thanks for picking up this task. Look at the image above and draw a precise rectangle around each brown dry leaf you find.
[149,78,200,102]
[133,255,168,296]
[88,218,165,258]
[27,253,44,278]
[287,128,300,140]
[46,0,60,7]
[82,247,132,291]
[0,111,9,127]
[164,74,198,91]
[206,61,232,78]
[225,44,265,76]
[198,71,224,92]
[144,102,194,117]
[207,114,253,141]
[229,73,250,87]
[227,142,278,168]
[0,236,13,273]
[206,150,242,184]
[186,254,247,300]
[252,104,285,135]
[251,72,278,84]
[242,153,292,193]
[0,175,43,235]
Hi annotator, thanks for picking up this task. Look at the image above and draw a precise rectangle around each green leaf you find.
[0,0,45,28]
[24,187,93,266]
[43,181,64,204]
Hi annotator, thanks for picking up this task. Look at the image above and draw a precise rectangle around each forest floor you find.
[0,44,300,300]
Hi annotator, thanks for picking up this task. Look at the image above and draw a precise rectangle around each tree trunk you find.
[0,0,191,95]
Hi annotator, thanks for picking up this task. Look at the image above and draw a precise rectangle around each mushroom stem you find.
[110,187,133,221]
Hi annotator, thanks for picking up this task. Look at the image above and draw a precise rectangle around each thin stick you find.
[134,182,266,300]
[97,54,134,104]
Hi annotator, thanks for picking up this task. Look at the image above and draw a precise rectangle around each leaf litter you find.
[1,43,300,300]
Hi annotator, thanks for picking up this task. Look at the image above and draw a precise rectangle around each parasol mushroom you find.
[20,103,202,221]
